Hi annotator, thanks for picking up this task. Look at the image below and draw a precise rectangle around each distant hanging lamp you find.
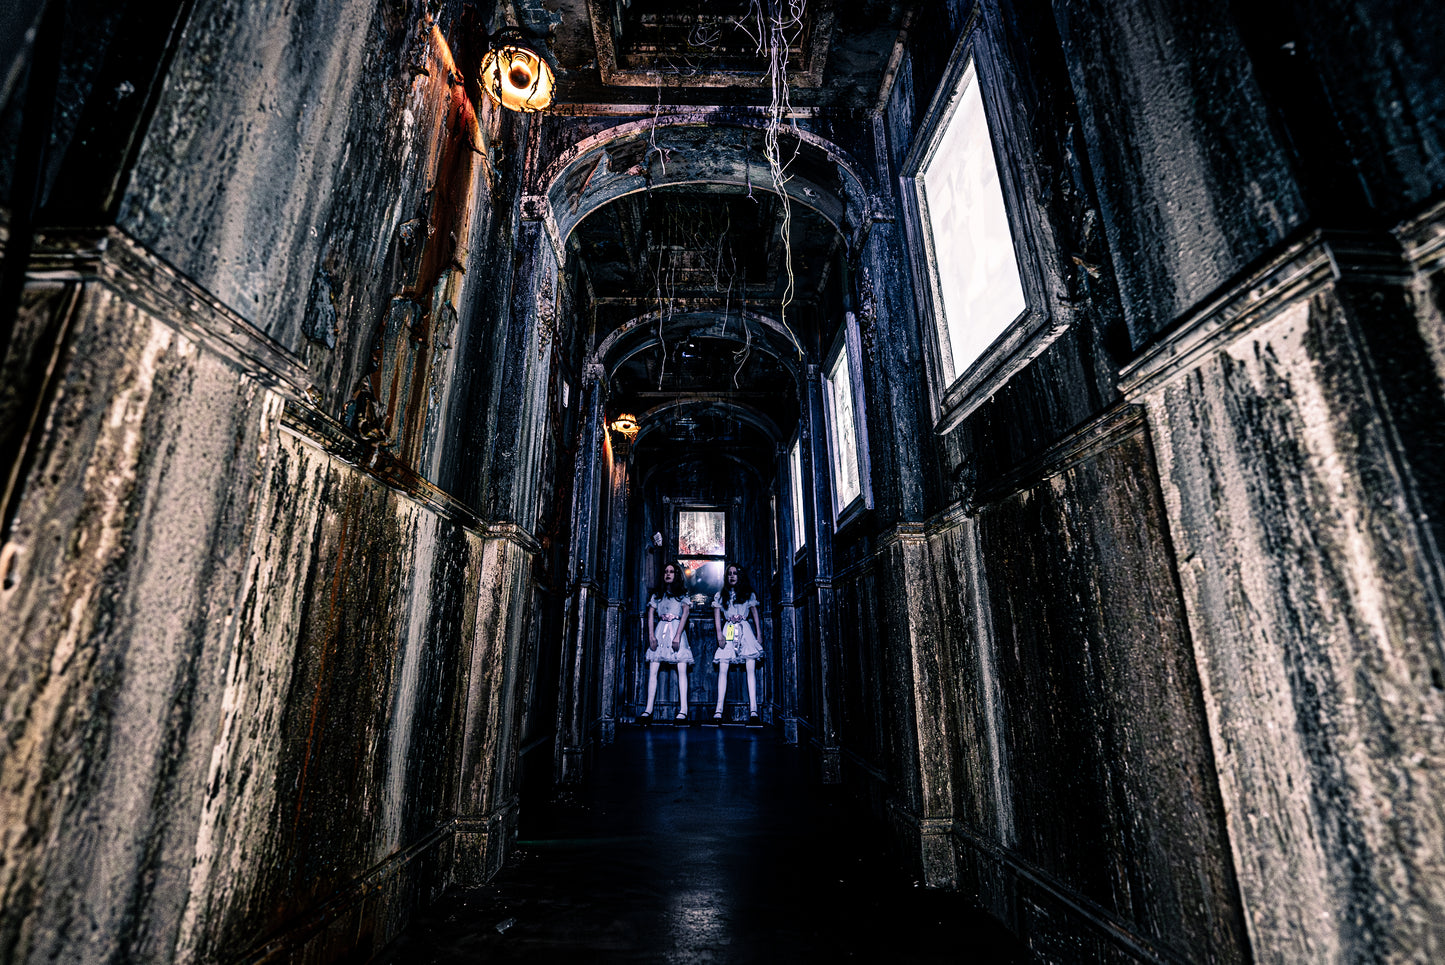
[480,41,555,112]
[608,412,640,455]
[610,413,640,440]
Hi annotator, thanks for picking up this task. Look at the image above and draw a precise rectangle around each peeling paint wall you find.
[966,426,1246,962]
[822,0,1445,962]
[1,287,274,963]
[0,0,554,961]
[1142,289,1445,960]
[172,428,481,962]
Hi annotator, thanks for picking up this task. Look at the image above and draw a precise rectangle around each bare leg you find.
[676,662,689,716]
[714,663,729,715]
[745,658,758,714]
[645,661,661,715]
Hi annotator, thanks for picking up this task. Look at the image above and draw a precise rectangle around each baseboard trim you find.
[952,824,1192,965]
[230,821,456,965]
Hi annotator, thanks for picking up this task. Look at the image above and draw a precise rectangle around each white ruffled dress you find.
[646,594,694,665]
[711,591,764,664]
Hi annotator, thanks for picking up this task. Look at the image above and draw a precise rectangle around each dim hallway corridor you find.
[380,727,1027,964]
[5,1,1445,962]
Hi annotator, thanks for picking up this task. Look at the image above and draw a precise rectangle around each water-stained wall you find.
[812,0,1445,962]
[0,1,565,962]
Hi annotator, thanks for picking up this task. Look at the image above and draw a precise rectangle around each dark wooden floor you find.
[378,725,1031,963]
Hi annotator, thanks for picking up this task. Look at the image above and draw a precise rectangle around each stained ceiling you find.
[573,186,838,303]
[513,0,911,109]
[507,0,902,463]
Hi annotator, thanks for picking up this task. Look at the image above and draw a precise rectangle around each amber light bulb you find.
[480,44,555,112]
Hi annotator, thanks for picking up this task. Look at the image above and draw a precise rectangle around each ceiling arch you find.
[537,118,878,251]
[594,309,803,379]
[632,398,786,452]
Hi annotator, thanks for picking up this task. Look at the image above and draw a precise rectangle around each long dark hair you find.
[652,558,687,600]
[723,563,753,608]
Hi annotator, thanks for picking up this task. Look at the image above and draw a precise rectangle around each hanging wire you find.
[736,0,804,328]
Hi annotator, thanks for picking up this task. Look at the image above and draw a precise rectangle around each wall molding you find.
[28,225,544,556]
[231,819,455,965]
[952,824,1184,965]
[831,403,1149,566]
[28,227,311,399]
[972,402,1147,508]
[278,407,539,556]
[1119,227,1418,400]
[1395,195,1445,276]
[278,402,490,533]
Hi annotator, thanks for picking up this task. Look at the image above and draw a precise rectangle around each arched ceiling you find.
[573,185,840,310]
[505,3,905,471]
[576,183,841,453]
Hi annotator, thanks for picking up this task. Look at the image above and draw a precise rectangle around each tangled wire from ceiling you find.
[737,0,805,320]
[642,0,806,392]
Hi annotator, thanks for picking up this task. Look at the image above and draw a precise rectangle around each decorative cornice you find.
[1395,196,1445,277]
[28,227,311,400]
[483,521,544,555]
[928,501,973,536]
[1120,232,1338,399]
[279,402,488,533]
[24,227,547,550]
[453,794,521,831]
[878,521,928,548]
[1119,227,1418,400]
[883,797,955,833]
[972,403,1147,508]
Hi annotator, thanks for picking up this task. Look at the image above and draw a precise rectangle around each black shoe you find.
[638,712,652,727]
[674,712,689,726]
[747,712,761,726]
[704,712,722,727]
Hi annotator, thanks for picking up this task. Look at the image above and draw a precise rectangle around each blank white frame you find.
[902,27,1067,433]
[789,435,806,553]
[821,315,873,526]
[919,59,1027,379]
[825,345,861,509]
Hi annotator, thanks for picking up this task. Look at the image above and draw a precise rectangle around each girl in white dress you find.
[711,564,763,724]
[641,559,693,724]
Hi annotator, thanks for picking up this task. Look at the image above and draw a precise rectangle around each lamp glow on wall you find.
[608,413,639,456]
[480,43,555,112]
[610,413,639,440]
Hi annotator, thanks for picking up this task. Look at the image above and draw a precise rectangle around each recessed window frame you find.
[821,314,873,528]
[788,433,807,556]
[901,23,1067,433]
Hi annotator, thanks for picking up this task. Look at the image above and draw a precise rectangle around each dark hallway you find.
[3,1,1445,963]
[384,727,1026,963]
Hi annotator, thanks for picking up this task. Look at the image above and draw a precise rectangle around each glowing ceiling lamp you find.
[610,413,639,439]
[480,43,555,112]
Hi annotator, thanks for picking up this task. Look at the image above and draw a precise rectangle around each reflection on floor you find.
[379,727,1030,963]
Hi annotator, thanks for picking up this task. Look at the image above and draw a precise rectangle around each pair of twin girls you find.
[639,561,763,725]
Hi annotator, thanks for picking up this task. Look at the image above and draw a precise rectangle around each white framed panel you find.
[901,24,1068,432]
[821,313,873,526]
[920,59,1027,377]
[788,435,806,553]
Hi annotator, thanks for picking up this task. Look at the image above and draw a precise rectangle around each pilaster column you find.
[804,363,841,782]
[555,365,606,785]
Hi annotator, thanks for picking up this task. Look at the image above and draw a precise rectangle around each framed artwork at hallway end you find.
[901,22,1069,432]
[677,507,726,609]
